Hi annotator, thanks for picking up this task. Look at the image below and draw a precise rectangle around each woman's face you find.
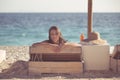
[50,29,60,43]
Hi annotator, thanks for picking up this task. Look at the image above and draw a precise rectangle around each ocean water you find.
[0,13,120,46]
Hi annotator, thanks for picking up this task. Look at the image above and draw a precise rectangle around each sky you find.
[0,0,120,13]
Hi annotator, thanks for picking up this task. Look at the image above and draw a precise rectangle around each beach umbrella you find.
[88,0,93,38]
[86,0,107,45]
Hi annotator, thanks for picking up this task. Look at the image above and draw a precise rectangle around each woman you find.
[47,26,66,45]
[32,26,67,52]
[32,26,81,52]
[32,26,66,52]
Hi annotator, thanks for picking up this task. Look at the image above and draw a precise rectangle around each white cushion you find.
[82,45,110,70]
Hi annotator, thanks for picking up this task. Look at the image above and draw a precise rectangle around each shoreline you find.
[0,46,120,79]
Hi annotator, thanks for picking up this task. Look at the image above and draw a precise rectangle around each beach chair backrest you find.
[29,43,82,61]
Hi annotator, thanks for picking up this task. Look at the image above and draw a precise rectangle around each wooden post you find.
[88,0,93,38]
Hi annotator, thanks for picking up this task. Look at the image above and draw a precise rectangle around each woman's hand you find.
[54,46,61,52]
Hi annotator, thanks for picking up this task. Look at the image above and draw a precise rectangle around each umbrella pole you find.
[88,0,93,38]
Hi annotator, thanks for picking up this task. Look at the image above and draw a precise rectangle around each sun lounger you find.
[110,44,120,72]
[28,43,83,75]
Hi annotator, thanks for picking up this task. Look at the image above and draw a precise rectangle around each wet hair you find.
[48,26,67,45]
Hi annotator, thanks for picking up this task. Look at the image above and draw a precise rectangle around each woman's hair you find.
[48,26,67,45]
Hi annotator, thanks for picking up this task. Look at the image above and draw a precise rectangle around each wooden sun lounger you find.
[28,43,83,75]
[110,44,120,72]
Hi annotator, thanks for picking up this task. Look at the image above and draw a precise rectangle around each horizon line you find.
[0,12,120,14]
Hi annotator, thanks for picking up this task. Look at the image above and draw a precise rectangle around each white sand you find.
[0,46,120,79]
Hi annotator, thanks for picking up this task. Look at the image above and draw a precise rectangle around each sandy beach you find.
[0,46,120,80]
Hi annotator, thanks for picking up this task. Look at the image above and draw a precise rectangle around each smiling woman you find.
[32,26,67,46]
[0,0,120,13]
[48,26,66,45]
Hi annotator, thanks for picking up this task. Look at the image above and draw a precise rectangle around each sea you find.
[0,13,120,46]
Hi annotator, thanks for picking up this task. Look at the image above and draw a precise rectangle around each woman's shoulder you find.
[32,40,61,47]
[32,40,49,46]
[41,40,49,43]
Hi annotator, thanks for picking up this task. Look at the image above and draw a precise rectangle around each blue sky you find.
[0,0,120,12]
